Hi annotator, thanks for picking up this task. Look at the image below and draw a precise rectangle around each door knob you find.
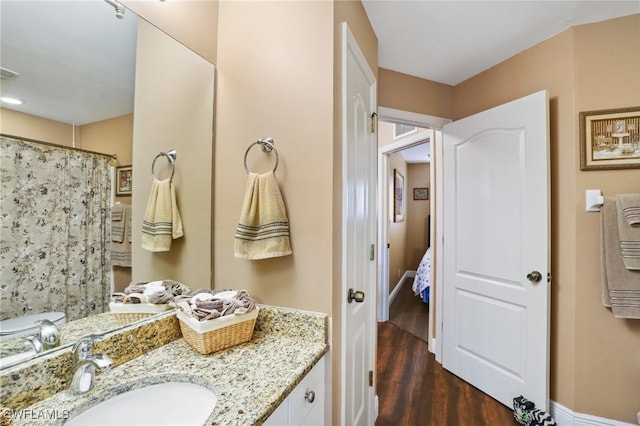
[527,271,542,283]
[348,288,365,303]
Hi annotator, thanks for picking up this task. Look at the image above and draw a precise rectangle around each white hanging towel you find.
[234,171,292,260]
[142,178,183,252]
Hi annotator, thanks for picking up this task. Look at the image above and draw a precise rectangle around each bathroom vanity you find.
[1,306,328,425]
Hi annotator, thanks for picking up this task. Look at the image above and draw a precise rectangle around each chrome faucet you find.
[70,334,113,395]
[23,319,60,353]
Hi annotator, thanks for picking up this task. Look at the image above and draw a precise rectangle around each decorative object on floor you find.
[579,105,640,170]
[513,395,556,426]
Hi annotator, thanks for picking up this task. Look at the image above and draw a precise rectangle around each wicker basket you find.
[177,307,259,355]
[109,302,174,325]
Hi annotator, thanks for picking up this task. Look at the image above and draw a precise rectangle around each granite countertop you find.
[14,306,328,426]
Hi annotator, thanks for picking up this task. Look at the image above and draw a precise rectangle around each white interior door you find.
[341,23,377,426]
[442,90,550,409]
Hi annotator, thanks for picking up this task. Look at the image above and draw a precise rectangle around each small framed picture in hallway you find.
[394,169,404,222]
[413,187,429,200]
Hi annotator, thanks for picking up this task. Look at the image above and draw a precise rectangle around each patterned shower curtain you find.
[0,136,114,322]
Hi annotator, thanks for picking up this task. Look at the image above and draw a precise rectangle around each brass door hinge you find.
[370,112,378,133]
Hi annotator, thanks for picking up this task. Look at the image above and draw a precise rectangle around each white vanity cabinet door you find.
[263,355,325,426]
[289,356,325,425]
[265,397,289,426]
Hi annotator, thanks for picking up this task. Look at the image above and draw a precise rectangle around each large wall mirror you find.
[0,0,214,369]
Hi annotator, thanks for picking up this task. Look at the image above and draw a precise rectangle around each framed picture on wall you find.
[413,187,429,200]
[579,106,640,170]
[393,169,404,222]
[116,165,133,196]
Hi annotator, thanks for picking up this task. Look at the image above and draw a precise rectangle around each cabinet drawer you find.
[289,359,325,425]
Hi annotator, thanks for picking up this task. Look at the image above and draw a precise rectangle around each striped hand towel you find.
[617,193,640,226]
[142,178,183,252]
[601,196,640,319]
[234,171,292,260]
[112,203,132,266]
[617,195,640,270]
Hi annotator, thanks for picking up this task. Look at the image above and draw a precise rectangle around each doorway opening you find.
[376,107,449,355]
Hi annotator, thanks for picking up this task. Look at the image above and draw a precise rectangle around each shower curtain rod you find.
[1,133,118,161]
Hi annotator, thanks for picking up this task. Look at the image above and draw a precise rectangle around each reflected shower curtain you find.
[0,136,114,321]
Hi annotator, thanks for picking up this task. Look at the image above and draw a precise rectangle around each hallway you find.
[376,281,516,426]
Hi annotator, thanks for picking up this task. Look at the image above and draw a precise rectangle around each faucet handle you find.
[35,319,60,350]
[72,334,106,362]
[24,335,43,354]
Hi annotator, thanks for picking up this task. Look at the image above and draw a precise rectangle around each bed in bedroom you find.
[412,246,431,304]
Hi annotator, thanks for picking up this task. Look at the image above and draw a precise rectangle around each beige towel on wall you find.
[234,171,292,260]
[616,195,640,270]
[617,193,640,226]
[142,179,183,252]
[600,196,640,319]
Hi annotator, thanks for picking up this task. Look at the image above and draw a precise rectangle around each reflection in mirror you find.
[0,1,139,368]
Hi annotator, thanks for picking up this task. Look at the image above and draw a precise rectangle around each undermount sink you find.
[65,382,217,425]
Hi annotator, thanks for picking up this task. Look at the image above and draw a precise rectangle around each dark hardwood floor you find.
[388,278,430,342]
[376,281,516,426]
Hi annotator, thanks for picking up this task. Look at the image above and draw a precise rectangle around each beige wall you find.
[78,114,133,167]
[215,0,334,311]
[123,0,218,64]
[380,13,639,423]
[131,19,215,289]
[1,108,74,146]
[406,163,430,269]
[215,3,376,424]
[388,152,408,291]
[379,68,453,119]
[571,15,640,421]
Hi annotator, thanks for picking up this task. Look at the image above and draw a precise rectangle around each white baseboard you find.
[550,401,638,426]
[388,270,415,305]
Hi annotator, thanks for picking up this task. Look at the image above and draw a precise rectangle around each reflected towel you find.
[600,196,640,319]
[617,193,640,226]
[142,178,183,252]
[234,171,292,260]
[111,203,126,243]
[111,203,132,267]
[617,195,640,270]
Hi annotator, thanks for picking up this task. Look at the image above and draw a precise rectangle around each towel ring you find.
[151,149,177,181]
[244,138,279,174]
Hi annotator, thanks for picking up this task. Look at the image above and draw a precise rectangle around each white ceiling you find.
[0,0,137,126]
[362,0,639,86]
[401,142,430,163]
